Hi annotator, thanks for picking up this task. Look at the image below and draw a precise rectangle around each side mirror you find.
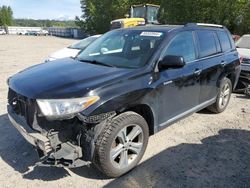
[159,55,185,70]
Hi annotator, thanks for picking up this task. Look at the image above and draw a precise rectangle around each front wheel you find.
[207,77,232,113]
[93,111,149,177]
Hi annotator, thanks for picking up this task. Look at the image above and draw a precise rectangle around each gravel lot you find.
[0,35,250,188]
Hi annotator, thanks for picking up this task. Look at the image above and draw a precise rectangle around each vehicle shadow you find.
[196,108,214,114]
[236,94,250,99]
[105,129,250,188]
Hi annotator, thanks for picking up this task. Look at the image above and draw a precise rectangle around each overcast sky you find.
[0,0,82,20]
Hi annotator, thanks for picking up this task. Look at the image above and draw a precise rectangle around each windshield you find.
[236,35,250,49]
[132,6,159,23]
[147,6,159,23]
[69,36,99,50]
[132,6,146,18]
[76,29,165,68]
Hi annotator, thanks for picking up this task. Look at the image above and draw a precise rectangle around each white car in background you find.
[45,35,101,62]
[0,29,6,35]
[236,35,250,72]
[235,35,250,95]
[18,30,27,35]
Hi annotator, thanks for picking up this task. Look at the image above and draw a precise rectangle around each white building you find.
[7,26,42,35]
[4,26,85,38]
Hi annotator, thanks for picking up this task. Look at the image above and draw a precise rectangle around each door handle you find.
[194,69,202,75]
[220,61,226,67]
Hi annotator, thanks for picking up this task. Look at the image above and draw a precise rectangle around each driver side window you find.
[164,31,196,62]
[101,36,125,51]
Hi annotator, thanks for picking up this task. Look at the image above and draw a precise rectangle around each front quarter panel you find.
[81,71,156,117]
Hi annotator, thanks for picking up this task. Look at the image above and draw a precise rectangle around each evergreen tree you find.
[0,5,13,26]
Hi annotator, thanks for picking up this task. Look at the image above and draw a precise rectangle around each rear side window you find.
[164,31,196,62]
[217,31,232,52]
[197,31,217,58]
[214,33,222,52]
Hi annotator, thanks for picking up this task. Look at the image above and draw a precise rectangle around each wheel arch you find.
[217,72,235,90]
[120,104,155,136]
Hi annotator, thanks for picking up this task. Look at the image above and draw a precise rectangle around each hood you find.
[49,47,81,60]
[237,48,250,58]
[9,58,132,99]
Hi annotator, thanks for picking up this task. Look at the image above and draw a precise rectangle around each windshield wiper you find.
[77,58,115,67]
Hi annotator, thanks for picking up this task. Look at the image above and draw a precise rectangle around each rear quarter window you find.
[197,31,218,58]
[217,31,232,52]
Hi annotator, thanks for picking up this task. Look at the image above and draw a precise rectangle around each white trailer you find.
[7,26,42,35]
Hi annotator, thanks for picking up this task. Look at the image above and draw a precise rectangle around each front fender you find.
[84,88,153,116]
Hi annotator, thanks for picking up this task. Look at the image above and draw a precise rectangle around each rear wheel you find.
[207,77,232,113]
[93,111,149,177]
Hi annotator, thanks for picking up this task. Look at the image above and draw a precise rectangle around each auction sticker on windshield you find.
[140,31,163,37]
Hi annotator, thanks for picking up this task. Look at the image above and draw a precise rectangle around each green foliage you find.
[76,0,160,34]
[77,0,250,35]
[0,5,13,26]
[159,0,250,35]
[14,19,77,28]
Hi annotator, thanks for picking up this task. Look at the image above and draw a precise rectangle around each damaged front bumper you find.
[7,105,89,168]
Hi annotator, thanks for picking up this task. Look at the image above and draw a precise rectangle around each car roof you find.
[125,25,183,32]
[122,24,226,33]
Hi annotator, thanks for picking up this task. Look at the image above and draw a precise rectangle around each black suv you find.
[7,23,240,177]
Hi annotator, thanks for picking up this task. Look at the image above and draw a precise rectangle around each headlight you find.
[37,96,100,118]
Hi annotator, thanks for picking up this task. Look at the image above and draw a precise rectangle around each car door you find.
[155,31,202,126]
[195,30,225,103]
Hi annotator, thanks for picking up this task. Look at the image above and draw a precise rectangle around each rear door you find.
[195,30,225,103]
[217,30,240,89]
[156,31,202,126]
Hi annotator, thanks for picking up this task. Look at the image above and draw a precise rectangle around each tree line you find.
[76,0,250,35]
[2,1,249,35]
[0,5,76,28]
[14,19,76,28]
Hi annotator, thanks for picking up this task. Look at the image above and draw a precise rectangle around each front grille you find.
[8,88,36,127]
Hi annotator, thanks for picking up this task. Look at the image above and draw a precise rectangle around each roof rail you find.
[197,23,223,28]
[185,23,224,28]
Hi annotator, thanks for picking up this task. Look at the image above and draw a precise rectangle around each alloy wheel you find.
[110,124,143,169]
[219,83,230,109]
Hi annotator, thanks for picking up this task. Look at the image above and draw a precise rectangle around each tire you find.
[207,77,232,113]
[93,111,149,177]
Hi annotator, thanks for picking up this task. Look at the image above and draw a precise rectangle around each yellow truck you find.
[110,4,160,29]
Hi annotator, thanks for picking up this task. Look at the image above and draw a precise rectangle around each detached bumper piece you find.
[36,142,89,168]
[8,106,52,155]
[8,106,88,168]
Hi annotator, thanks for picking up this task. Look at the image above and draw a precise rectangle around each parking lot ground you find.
[0,35,250,188]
